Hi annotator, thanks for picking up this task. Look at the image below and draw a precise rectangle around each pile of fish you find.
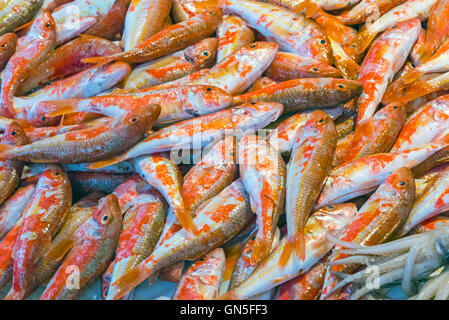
[0,0,449,300]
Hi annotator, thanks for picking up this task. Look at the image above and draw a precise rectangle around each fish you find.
[8,165,72,300]
[216,203,357,299]
[268,113,310,155]
[19,35,122,95]
[336,0,406,26]
[88,102,284,169]
[172,248,226,300]
[0,33,17,71]
[191,42,279,95]
[355,19,421,124]
[105,193,167,300]
[40,194,122,300]
[0,218,22,290]
[339,103,406,164]
[183,136,237,212]
[410,215,449,234]
[233,78,363,113]
[0,0,43,36]
[172,0,218,22]
[68,172,131,200]
[83,9,222,65]
[112,173,157,214]
[123,38,218,91]
[41,0,75,12]
[0,185,35,239]
[328,37,360,80]
[246,77,277,92]
[320,167,415,299]
[281,110,337,264]
[238,135,286,264]
[265,52,341,82]
[0,11,56,118]
[216,15,254,63]
[84,0,130,40]
[316,143,446,208]
[0,103,161,164]
[133,154,197,235]
[107,179,254,300]
[221,0,333,64]
[122,0,172,51]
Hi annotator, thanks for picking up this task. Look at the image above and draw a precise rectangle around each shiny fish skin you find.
[40,194,122,300]
[8,165,72,300]
[108,179,254,300]
[221,0,332,64]
[233,78,362,113]
[216,15,254,63]
[172,248,226,300]
[0,0,43,36]
[172,0,218,22]
[123,0,172,51]
[336,0,406,26]
[84,0,130,40]
[0,218,22,290]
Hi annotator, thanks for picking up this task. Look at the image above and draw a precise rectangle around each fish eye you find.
[250,44,255,48]
[0,44,5,48]
[129,116,139,123]
[250,102,256,105]
[399,181,406,186]
[338,84,345,89]
[46,23,51,28]
[41,116,47,122]
[202,51,210,57]
[199,258,204,262]
[327,205,335,210]
[54,171,60,176]
[206,87,212,92]
[312,68,319,71]
[251,236,256,241]
[209,11,214,14]
[393,106,398,109]
[320,39,326,44]
[101,214,109,224]
[318,118,325,123]
[11,130,17,136]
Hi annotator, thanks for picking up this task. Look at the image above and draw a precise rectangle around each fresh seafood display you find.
[0,0,447,301]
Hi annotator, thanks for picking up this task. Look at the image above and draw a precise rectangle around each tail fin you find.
[173,207,198,235]
[250,236,271,265]
[109,265,151,300]
[215,291,240,300]
[293,0,320,17]
[88,154,127,169]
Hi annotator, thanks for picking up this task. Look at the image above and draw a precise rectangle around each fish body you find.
[216,15,254,63]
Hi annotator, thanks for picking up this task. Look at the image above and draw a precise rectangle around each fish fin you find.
[278,237,294,267]
[14,20,34,32]
[250,237,271,265]
[279,232,305,267]
[45,240,75,263]
[82,55,114,66]
[382,80,436,104]
[215,291,240,300]
[293,0,320,17]
[43,99,79,117]
[173,207,198,235]
[293,231,306,261]
[88,155,126,169]
[396,70,424,87]
[0,144,13,158]
[109,265,151,300]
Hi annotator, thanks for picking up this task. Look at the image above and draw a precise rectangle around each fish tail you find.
[43,100,80,117]
[215,291,240,300]
[250,236,271,265]
[173,207,198,235]
[293,0,320,17]
[293,231,306,261]
[88,155,126,169]
[278,237,294,267]
[109,265,151,300]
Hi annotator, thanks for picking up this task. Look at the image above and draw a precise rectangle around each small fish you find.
[281,111,337,264]
[89,102,283,169]
[216,15,254,63]
[0,11,56,118]
[216,203,357,299]
[108,179,254,300]
[0,185,35,239]
[0,33,17,71]
[19,35,122,95]
[123,0,172,51]
[172,248,226,300]
[40,194,122,300]
[8,165,72,300]
[265,52,341,82]
[238,135,286,264]
[233,78,363,113]
[355,19,421,124]
[83,9,222,65]
[123,38,218,91]
[221,0,332,64]
[183,136,237,212]
[112,173,157,214]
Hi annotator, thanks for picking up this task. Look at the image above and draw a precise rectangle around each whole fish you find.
[183,136,237,212]
[398,165,449,236]
[8,165,72,300]
[191,42,278,95]
[216,203,357,299]
[133,154,197,235]
[0,104,161,164]
[123,0,171,51]
[84,0,130,40]
[0,185,35,239]
[0,33,17,71]
[89,102,284,169]
[316,143,446,208]
[105,193,167,300]
[0,0,43,36]
[221,0,332,64]
[83,9,222,65]
[107,179,254,300]
[172,248,226,300]
[0,218,22,290]
[40,194,122,300]
[19,35,122,95]
[123,38,218,91]
[355,19,421,124]
[233,78,362,113]
[281,111,337,264]
[0,11,56,118]
[265,52,341,82]
[216,15,254,63]
[238,135,286,264]
[321,167,415,299]
[339,103,406,164]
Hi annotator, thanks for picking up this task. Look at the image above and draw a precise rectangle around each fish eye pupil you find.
[102,215,108,221]
[313,68,318,71]
[203,51,209,56]
[400,181,406,186]
[393,106,398,109]
[338,85,344,88]
[250,44,255,48]
[131,117,137,122]
[319,119,324,123]
[320,40,326,44]
[328,205,335,209]
[55,172,60,176]
[0,44,5,48]
[46,23,51,28]
[250,102,256,105]
[11,131,16,136]
[42,116,47,122]
[206,87,212,92]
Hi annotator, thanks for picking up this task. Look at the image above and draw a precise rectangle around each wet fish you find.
[0,0,43,36]
[0,218,22,290]
[216,15,254,63]
[84,0,130,40]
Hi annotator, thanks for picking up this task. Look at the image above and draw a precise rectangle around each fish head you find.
[187,85,233,116]
[0,33,17,54]
[312,203,358,234]
[376,102,407,124]
[92,194,122,232]
[331,79,363,100]
[38,164,71,190]
[306,29,333,65]
[237,102,284,130]
[240,41,279,66]
[28,11,57,42]
[185,38,218,68]
[297,110,336,143]
[0,121,29,146]
[120,103,162,133]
